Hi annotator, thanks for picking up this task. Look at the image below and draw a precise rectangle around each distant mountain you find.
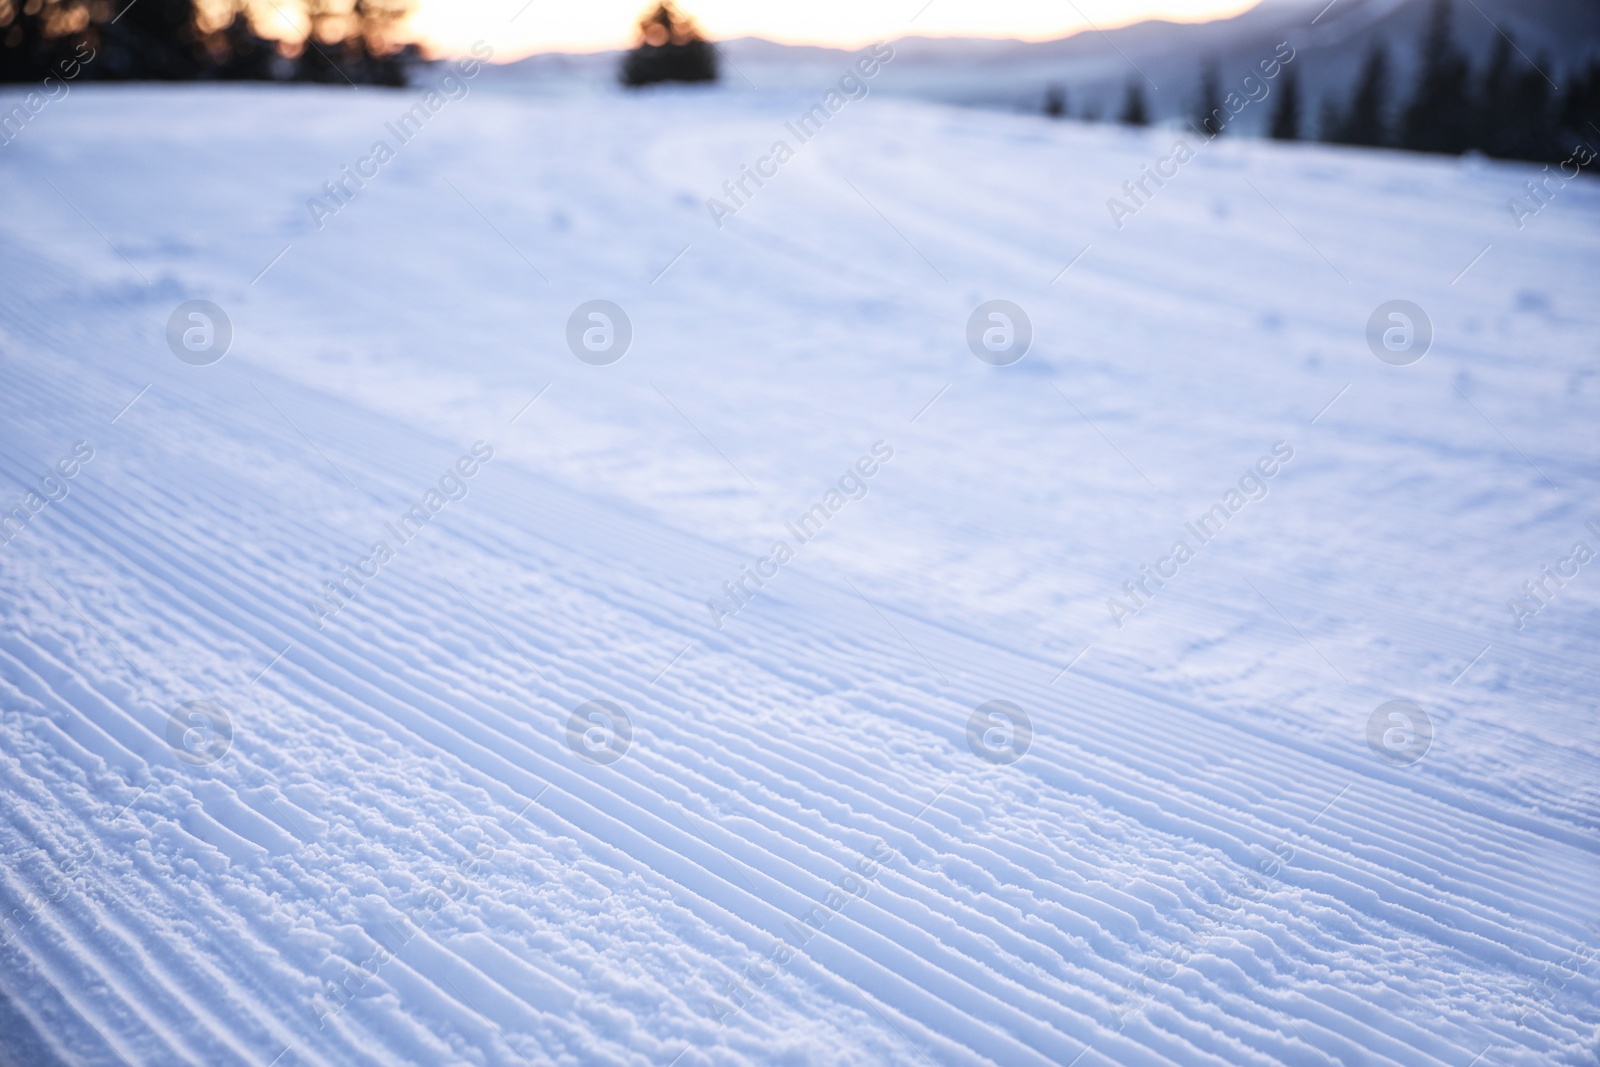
[476,0,1600,136]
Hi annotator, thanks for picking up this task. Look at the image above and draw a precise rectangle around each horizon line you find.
[415,2,1263,63]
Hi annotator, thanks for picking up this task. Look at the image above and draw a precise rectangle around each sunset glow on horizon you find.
[406,0,1263,61]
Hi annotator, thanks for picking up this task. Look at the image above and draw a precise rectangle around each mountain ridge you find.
[476,0,1600,135]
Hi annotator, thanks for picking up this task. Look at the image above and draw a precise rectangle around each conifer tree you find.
[621,2,717,87]
[1119,81,1150,126]
[1193,60,1224,136]
[293,0,409,85]
[2,0,414,84]
[1329,42,1391,146]
[1500,54,1557,161]
[1318,96,1342,143]
[1399,0,1473,153]
[1467,33,1560,162]
[1269,66,1301,140]
[94,0,209,80]
[213,13,281,81]
[1476,34,1516,156]
[0,0,68,80]
[1557,61,1600,145]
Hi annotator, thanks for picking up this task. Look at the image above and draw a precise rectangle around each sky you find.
[409,0,1262,60]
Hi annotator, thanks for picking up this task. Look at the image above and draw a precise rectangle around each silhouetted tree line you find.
[1056,0,1597,166]
[1313,0,1597,162]
[1,0,415,85]
[621,2,716,87]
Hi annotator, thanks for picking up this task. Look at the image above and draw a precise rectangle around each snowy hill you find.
[1,80,1598,1066]
[479,0,1600,125]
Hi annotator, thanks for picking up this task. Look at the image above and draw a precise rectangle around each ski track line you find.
[6,93,1599,1066]
[12,412,1587,1062]
[6,454,1568,1062]
[9,511,1587,1062]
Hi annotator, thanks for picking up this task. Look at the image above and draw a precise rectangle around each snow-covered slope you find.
[1,82,1597,1066]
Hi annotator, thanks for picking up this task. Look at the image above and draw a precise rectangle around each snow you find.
[1,80,1598,1066]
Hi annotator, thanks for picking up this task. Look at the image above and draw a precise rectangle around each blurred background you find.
[5,0,1598,160]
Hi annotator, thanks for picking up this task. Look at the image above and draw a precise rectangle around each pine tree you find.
[1044,84,1066,119]
[1119,81,1149,126]
[1329,42,1391,146]
[1318,96,1342,143]
[1476,34,1516,156]
[1269,67,1301,140]
[4,0,414,84]
[1467,34,1558,162]
[1399,0,1473,153]
[1557,60,1600,145]
[621,2,717,87]
[295,0,409,85]
[1193,60,1224,136]
[0,0,72,82]
[1501,54,1557,162]
[94,0,209,80]
[213,13,280,81]
[353,0,412,85]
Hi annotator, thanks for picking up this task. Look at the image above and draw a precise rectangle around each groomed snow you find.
[1,79,1598,1067]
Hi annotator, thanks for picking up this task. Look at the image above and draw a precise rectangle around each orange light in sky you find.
[407,0,1262,61]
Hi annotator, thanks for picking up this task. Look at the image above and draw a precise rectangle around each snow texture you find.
[1,79,1598,1067]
